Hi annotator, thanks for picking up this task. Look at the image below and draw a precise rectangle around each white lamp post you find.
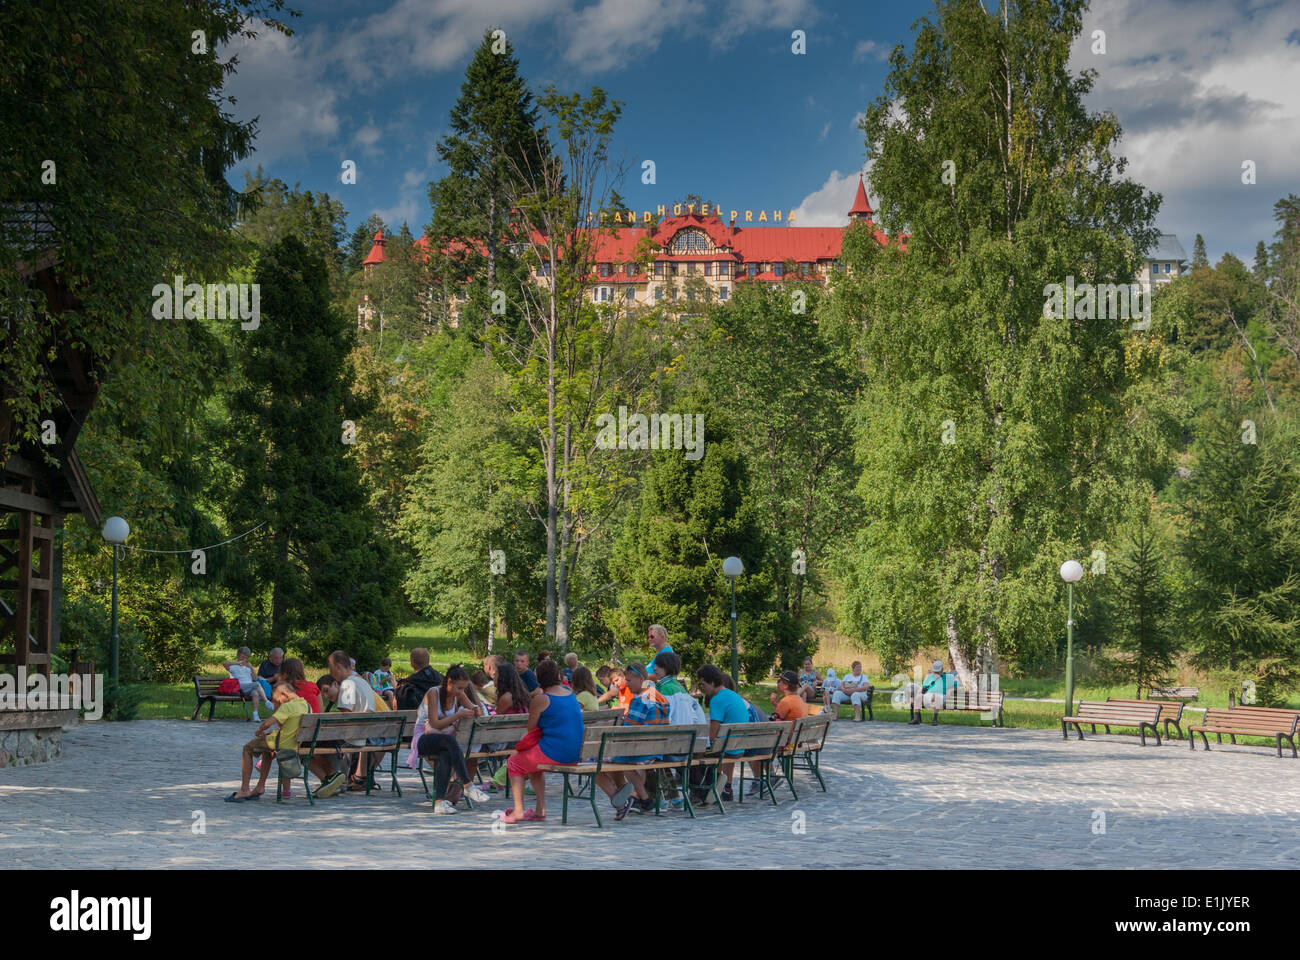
[723,556,744,681]
[102,517,130,708]
[1060,559,1084,716]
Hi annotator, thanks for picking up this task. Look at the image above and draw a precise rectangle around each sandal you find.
[224,792,249,803]
[523,808,545,821]
[500,809,526,824]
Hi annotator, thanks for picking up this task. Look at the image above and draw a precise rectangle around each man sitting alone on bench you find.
[907,661,957,725]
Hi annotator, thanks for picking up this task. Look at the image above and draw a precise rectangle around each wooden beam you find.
[0,487,61,516]
[0,709,76,731]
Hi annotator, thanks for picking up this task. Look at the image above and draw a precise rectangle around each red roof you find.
[849,175,873,218]
[363,230,386,266]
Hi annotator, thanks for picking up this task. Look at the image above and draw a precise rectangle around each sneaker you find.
[432,799,457,815]
[746,781,764,798]
[628,797,653,814]
[721,786,734,802]
[669,796,684,809]
[465,784,491,804]
[613,797,635,821]
[315,773,345,799]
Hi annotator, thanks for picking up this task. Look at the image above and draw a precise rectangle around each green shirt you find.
[657,676,686,697]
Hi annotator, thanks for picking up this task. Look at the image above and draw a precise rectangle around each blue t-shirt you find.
[519,668,540,692]
[537,690,583,764]
[651,644,674,669]
[707,687,752,757]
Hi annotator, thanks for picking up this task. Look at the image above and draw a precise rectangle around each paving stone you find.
[0,718,1295,868]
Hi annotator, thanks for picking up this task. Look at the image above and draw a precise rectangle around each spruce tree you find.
[1180,376,1300,673]
[427,29,548,347]
[224,236,403,666]
[1103,523,1179,698]
[611,405,782,679]
[1192,233,1209,268]
[1254,241,1269,279]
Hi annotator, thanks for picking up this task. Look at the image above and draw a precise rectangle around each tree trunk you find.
[946,613,976,692]
[270,534,290,647]
[544,326,558,641]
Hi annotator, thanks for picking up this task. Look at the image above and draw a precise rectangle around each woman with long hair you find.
[493,661,533,715]
[416,665,490,814]
[571,665,601,711]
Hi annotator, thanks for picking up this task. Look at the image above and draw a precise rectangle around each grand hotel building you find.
[359,176,892,327]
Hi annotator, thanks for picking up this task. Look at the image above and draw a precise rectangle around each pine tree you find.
[1104,523,1179,698]
[1180,372,1300,673]
[224,236,403,667]
[427,29,548,347]
[1254,241,1269,279]
[611,405,782,679]
[1192,234,1209,268]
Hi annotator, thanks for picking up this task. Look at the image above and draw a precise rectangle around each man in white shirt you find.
[830,660,874,721]
[310,650,381,797]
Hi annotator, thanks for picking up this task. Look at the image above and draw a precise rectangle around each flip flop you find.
[523,809,546,821]
[247,792,262,799]
[500,810,525,824]
[224,792,249,803]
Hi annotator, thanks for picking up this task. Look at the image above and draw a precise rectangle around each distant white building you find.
[1135,233,1188,296]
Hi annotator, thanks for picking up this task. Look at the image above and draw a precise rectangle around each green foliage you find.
[400,353,546,645]
[1180,375,1300,673]
[223,236,403,668]
[0,0,292,460]
[611,404,788,678]
[836,0,1167,680]
[689,282,861,654]
[1100,521,1181,697]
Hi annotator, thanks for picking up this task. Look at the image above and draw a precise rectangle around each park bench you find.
[1148,686,1199,702]
[279,710,414,804]
[191,675,250,721]
[1187,706,1300,758]
[916,689,1006,726]
[539,724,704,827]
[415,712,534,806]
[1107,697,1187,740]
[776,712,833,796]
[1061,700,1163,746]
[690,721,789,813]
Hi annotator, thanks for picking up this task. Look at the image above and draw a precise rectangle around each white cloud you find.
[222,25,341,166]
[819,121,832,141]
[853,39,889,62]
[1074,0,1300,258]
[791,167,871,227]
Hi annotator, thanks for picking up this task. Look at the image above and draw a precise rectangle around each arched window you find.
[670,229,711,254]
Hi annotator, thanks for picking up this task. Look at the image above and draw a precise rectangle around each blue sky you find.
[223,0,1300,263]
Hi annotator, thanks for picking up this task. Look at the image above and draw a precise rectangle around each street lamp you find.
[1060,559,1084,716]
[722,556,743,681]
[102,517,129,713]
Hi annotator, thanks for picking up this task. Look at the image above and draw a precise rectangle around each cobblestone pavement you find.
[1,717,1295,869]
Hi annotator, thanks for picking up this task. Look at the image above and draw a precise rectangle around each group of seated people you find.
[223,625,840,822]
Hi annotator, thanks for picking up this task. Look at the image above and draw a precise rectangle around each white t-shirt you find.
[338,674,377,713]
[228,663,256,692]
[841,672,869,690]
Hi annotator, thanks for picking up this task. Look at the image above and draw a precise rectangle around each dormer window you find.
[670,229,711,254]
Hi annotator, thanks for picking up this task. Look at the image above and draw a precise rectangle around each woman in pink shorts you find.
[503,659,583,823]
